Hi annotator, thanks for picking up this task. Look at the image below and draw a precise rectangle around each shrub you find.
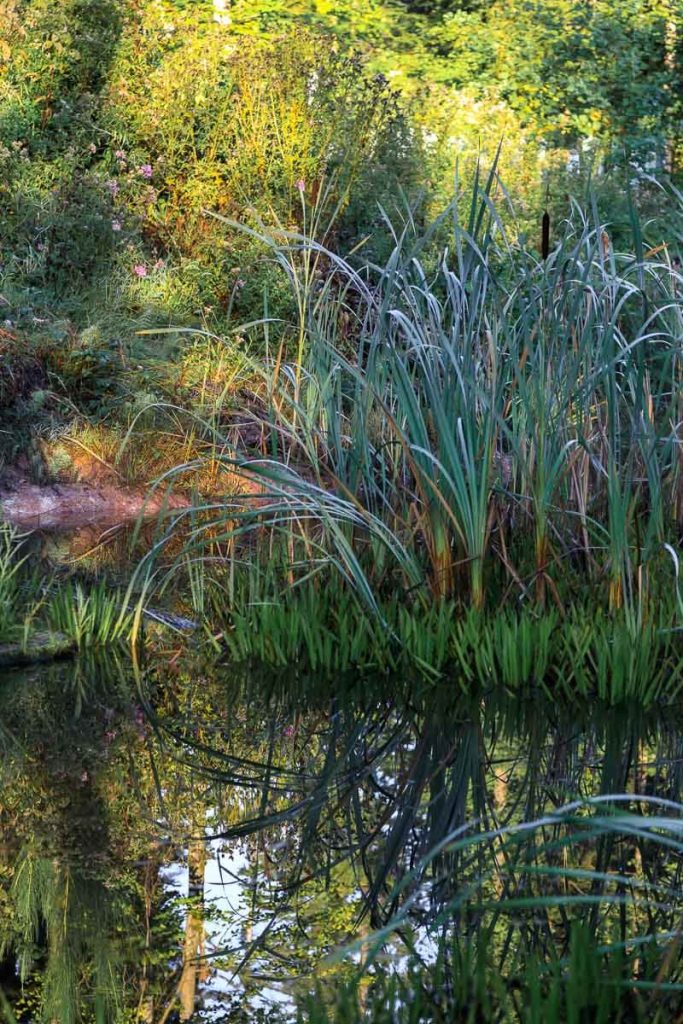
[0,0,123,295]
[104,15,421,319]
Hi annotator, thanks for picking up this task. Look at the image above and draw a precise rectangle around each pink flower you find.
[154,259,165,270]
[114,149,126,160]
[133,264,148,278]
[112,219,122,232]
[89,143,97,154]
[295,179,306,193]
[106,179,119,196]
[139,163,153,179]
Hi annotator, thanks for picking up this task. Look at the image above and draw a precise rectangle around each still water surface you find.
[0,650,681,1021]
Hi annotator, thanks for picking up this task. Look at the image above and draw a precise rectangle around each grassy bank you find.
[110,176,683,688]
[3,175,683,699]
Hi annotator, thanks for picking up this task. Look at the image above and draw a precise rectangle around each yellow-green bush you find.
[0,0,421,325]
[103,11,420,313]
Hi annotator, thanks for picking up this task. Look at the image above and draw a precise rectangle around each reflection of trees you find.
[1,655,683,1019]
[4,849,118,1024]
[0,654,183,1022]
[178,839,207,1021]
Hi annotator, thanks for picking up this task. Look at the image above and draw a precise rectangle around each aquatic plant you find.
[47,581,132,648]
[132,173,683,685]
[206,570,683,704]
[244,178,682,616]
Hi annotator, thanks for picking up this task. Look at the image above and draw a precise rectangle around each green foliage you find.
[0,0,123,294]
[224,0,682,187]
[2,0,678,358]
[47,581,131,648]
[461,0,679,156]
[1,0,422,328]
[0,0,122,149]
[105,15,419,313]
[40,323,126,414]
[212,567,683,703]
[0,524,28,642]
[125,175,683,693]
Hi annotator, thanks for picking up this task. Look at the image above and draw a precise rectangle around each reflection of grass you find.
[2,646,681,1021]
[147,668,683,1021]
[305,797,683,1021]
[0,524,29,642]
[304,894,683,1020]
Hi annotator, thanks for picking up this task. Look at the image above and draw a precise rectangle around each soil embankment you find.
[0,475,189,531]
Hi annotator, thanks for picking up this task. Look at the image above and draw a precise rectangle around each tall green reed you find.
[48,581,132,648]
[130,174,683,655]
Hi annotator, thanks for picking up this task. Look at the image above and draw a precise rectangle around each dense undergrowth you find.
[0,0,422,472]
[1,0,681,476]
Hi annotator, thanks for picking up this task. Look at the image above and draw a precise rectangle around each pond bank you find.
[0,473,189,531]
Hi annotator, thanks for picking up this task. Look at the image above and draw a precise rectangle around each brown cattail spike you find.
[541,211,550,260]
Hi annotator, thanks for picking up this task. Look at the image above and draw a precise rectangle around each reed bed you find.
[132,173,683,680]
[217,588,683,704]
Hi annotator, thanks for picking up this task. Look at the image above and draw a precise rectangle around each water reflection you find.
[0,653,681,1020]
[31,517,167,575]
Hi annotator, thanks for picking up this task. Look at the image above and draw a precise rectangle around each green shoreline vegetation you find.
[124,175,683,697]
[4,179,683,701]
[1,0,683,1020]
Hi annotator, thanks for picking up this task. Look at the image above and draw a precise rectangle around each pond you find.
[0,650,682,1022]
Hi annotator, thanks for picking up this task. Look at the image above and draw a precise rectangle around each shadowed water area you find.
[0,651,682,1022]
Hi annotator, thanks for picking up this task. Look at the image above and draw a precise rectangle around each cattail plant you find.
[129,171,683,669]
